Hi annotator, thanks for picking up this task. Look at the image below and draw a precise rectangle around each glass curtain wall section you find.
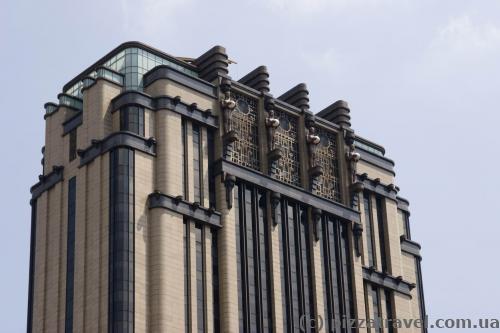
[319,215,355,333]
[235,182,273,333]
[109,148,134,333]
[279,199,315,333]
[120,106,145,136]
[64,47,198,97]
[65,177,77,333]
[363,192,376,268]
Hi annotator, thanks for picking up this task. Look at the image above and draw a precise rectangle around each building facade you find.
[28,42,426,333]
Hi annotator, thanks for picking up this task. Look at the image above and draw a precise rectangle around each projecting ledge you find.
[148,192,221,228]
[362,266,416,297]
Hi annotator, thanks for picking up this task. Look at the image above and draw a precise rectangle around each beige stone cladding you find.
[81,79,122,147]
[357,160,394,185]
[43,181,64,332]
[44,108,66,172]
[154,110,183,196]
[148,209,185,332]
[215,174,239,332]
[32,193,47,332]
[146,79,216,111]
[135,152,155,332]
[269,219,283,332]
[402,252,422,329]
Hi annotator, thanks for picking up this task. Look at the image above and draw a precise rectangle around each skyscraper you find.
[28,42,426,333]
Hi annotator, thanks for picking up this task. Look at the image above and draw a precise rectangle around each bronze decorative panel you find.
[315,128,341,201]
[229,93,260,170]
[273,110,300,186]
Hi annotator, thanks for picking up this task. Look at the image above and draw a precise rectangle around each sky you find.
[1,0,500,331]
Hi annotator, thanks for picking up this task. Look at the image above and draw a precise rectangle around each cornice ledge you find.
[214,159,361,223]
[357,173,398,201]
[143,65,217,98]
[362,266,415,297]
[400,236,422,259]
[111,90,218,128]
[30,165,64,200]
[78,131,156,167]
[148,192,221,228]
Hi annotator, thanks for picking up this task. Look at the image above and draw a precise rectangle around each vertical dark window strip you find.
[278,201,289,332]
[363,283,371,333]
[120,106,145,136]
[184,219,191,333]
[211,228,220,333]
[363,192,376,267]
[288,203,300,330]
[298,207,315,332]
[321,216,355,333]
[236,183,273,333]
[244,187,257,332]
[65,177,76,333]
[27,200,37,333]
[375,197,388,273]
[207,130,215,208]
[280,200,316,333]
[109,148,134,333]
[416,259,427,333]
[257,191,272,332]
[182,120,188,200]
[193,124,202,203]
[319,218,330,333]
[371,286,381,333]
[195,224,205,333]
[404,212,411,239]
[384,290,394,333]
[339,222,355,330]
[235,185,244,333]
[69,129,77,162]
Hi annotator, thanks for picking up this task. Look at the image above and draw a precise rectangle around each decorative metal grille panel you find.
[315,128,341,201]
[273,110,301,186]
[229,93,260,170]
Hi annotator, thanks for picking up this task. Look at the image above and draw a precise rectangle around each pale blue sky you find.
[1,0,499,332]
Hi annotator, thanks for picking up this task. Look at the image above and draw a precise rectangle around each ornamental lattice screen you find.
[229,92,260,170]
[273,109,301,186]
[315,127,341,202]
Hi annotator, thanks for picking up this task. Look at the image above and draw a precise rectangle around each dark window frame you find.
[192,124,203,204]
[320,215,355,333]
[109,148,135,333]
[363,192,377,268]
[280,198,315,333]
[69,129,77,162]
[235,182,273,333]
[120,105,145,136]
[65,177,77,333]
